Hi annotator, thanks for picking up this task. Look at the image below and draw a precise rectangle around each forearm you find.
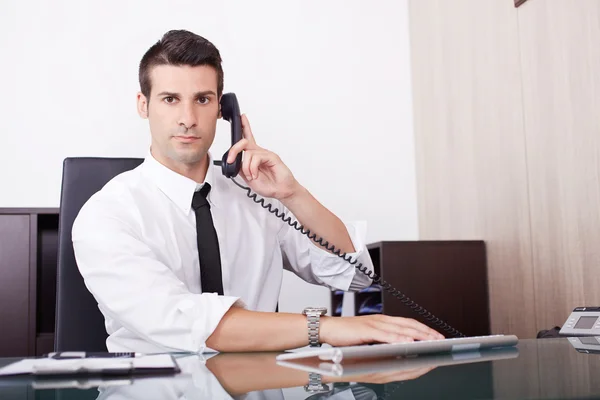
[206,307,309,352]
[281,184,355,254]
[206,353,361,396]
[206,354,312,396]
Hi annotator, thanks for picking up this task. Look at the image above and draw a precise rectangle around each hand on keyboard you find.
[320,314,445,347]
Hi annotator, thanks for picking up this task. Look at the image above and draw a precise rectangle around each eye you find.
[197,96,209,104]
[163,96,176,104]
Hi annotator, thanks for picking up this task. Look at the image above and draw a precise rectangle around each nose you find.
[178,102,197,130]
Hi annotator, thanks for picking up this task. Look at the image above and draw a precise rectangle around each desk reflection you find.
[92,347,518,400]
[94,352,424,400]
[0,347,519,400]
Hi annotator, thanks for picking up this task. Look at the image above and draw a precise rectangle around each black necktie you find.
[192,183,224,295]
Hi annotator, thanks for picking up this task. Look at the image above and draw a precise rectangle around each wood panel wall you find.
[409,0,600,338]
[518,0,600,334]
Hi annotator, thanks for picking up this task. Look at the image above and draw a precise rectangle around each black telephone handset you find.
[220,93,243,178]
[220,93,464,338]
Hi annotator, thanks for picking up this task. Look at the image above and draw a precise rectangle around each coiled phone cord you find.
[230,178,465,338]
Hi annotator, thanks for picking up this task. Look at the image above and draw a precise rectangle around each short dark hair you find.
[138,30,224,100]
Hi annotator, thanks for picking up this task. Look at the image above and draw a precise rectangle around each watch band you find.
[307,312,322,347]
[304,372,330,393]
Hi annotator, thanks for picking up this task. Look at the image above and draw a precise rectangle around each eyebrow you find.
[156,90,217,98]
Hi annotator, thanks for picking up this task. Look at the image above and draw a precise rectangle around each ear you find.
[136,92,149,119]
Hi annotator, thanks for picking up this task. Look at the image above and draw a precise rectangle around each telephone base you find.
[559,307,600,337]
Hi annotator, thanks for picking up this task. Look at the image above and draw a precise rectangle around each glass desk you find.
[2,338,600,399]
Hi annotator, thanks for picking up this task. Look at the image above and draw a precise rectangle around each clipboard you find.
[0,354,180,378]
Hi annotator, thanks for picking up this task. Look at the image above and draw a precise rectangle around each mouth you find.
[174,136,200,143]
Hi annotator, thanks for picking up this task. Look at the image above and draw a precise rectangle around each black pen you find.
[45,352,141,359]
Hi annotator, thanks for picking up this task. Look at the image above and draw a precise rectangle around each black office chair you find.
[54,157,143,352]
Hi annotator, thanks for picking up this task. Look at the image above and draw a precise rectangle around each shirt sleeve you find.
[276,207,375,292]
[72,196,244,353]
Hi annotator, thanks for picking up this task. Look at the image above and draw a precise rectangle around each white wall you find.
[0,0,417,313]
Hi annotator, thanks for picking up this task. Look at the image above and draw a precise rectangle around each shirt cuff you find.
[173,355,235,400]
[176,294,247,353]
[307,220,371,291]
[308,220,366,260]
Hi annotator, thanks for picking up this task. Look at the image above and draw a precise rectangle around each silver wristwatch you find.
[303,306,327,347]
[304,372,330,393]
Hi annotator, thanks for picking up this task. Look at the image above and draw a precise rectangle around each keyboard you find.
[276,334,519,363]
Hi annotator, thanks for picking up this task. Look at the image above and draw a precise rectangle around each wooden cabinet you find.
[332,241,490,337]
[0,215,31,357]
[0,209,58,357]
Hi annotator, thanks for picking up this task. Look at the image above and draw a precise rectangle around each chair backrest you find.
[54,157,143,352]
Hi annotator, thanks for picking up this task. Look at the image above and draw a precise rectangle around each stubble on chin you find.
[166,143,206,166]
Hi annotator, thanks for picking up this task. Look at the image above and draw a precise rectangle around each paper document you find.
[0,354,179,376]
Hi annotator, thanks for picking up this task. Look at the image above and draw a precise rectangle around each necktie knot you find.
[192,183,211,210]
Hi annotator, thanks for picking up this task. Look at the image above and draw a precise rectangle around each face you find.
[137,64,221,169]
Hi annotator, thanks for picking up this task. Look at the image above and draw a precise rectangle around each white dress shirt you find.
[72,151,374,353]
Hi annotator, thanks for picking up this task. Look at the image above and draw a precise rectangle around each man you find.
[72,29,443,353]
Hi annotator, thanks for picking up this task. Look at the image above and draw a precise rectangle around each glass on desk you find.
[2,338,600,399]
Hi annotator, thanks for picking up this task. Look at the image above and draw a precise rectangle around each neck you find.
[151,149,210,183]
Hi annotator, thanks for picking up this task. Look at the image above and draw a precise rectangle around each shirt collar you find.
[142,150,217,214]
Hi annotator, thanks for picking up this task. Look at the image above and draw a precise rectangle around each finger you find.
[238,167,251,184]
[368,329,414,345]
[227,138,249,164]
[388,367,436,382]
[250,152,263,180]
[372,321,434,342]
[242,151,254,181]
[380,316,444,340]
[351,367,434,384]
[241,114,257,145]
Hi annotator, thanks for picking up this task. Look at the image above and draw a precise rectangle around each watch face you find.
[304,307,327,315]
[304,383,330,393]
